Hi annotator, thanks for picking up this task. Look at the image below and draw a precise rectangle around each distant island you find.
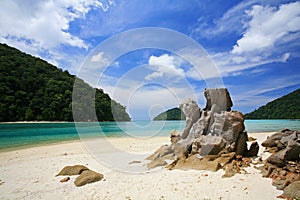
[0,44,131,122]
[153,88,300,121]
[245,88,300,119]
[153,108,185,121]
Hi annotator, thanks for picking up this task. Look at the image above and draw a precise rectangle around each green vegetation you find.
[0,43,131,122]
[153,108,185,121]
[245,88,300,119]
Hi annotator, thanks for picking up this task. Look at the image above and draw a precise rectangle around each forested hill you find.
[245,88,300,119]
[0,43,131,122]
[153,108,185,121]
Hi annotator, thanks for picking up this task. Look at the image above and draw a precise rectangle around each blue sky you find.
[1,0,300,120]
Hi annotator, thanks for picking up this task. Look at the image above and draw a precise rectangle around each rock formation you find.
[147,88,258,175]
[259,129,300,199]
[56,165,104,187]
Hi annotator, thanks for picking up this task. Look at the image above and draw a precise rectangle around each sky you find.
[1,0,300,120]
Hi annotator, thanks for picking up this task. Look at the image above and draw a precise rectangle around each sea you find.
[0,120,300,151]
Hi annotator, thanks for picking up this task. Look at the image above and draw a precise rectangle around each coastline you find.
[0,132,283,199]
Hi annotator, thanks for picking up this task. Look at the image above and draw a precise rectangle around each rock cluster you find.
[259,129,300,199]
[147,88,259,175]
[56,165,104,187]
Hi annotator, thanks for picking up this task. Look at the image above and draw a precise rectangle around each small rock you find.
[60,177,70,183]
[246,142,259,157]
[128,160,141,165]
[247,136,256,142]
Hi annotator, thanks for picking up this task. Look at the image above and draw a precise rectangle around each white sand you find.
[0,132,281,200]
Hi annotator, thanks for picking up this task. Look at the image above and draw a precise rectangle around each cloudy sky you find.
[1,0,300,120]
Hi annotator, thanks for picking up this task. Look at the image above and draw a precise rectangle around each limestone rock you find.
[261,137,277,148]
[56,165,89,176]
[199,135,226,156]
[234,131,248,156]
[282,180,300,199]
[246,142,259,157]
[169,154,222,172]
[147,88,257,177]
[170,130,181,144]
[179,98,201,139]
[189,110,212,138]
[204,88,233,112]
[147,159,168,169]
[74,170,104,187]
[146,145,171,160]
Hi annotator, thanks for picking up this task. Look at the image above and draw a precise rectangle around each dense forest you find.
[153,108,185,121]
[0,43,131,122]
[245,88,300,119]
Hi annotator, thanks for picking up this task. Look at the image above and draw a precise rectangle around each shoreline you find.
[0,131,276,153]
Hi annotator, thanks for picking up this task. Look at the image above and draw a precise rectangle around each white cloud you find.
[232,2,300,54]
[281,52,290,62]
[100,77,198,120]
[91,51,109,63]
[145,54,185,81]
[191,1,300,79]
[0,0,114,69]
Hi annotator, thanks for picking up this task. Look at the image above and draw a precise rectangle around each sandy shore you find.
[0,132,281,200]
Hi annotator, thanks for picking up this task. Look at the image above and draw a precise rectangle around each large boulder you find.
[204,88,233,112]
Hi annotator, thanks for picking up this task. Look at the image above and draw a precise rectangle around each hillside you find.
[153,108,185,121]
[0,43,130,122]
[245,88,300,119]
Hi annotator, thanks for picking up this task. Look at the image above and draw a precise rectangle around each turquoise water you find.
[0,120,299,150]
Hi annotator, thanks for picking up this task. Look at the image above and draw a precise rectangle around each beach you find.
[0,132,282,200]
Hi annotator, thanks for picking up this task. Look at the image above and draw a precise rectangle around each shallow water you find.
[0,120,299,150]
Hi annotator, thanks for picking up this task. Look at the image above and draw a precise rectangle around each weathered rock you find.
[189,110,212,138]
[260,163,277,177]
[170,130,181,144]
[282,180,300,199]
[147,159,168,169]
[146,145,171,160]
[199,135,226,156]
[169,154,222,172]
[267,155,285,168]
[204,88,233,112]
[74,170,104,187]
[171,143,187,158]
[262,137,277,148]
[217,152,236,166]
[222,161,239,178]
[260,130,300,195]
[235,131,248,156]
[246,141,259,157]
[56,165,89,176]
[247,136,256,142]
[179,98,201,139]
